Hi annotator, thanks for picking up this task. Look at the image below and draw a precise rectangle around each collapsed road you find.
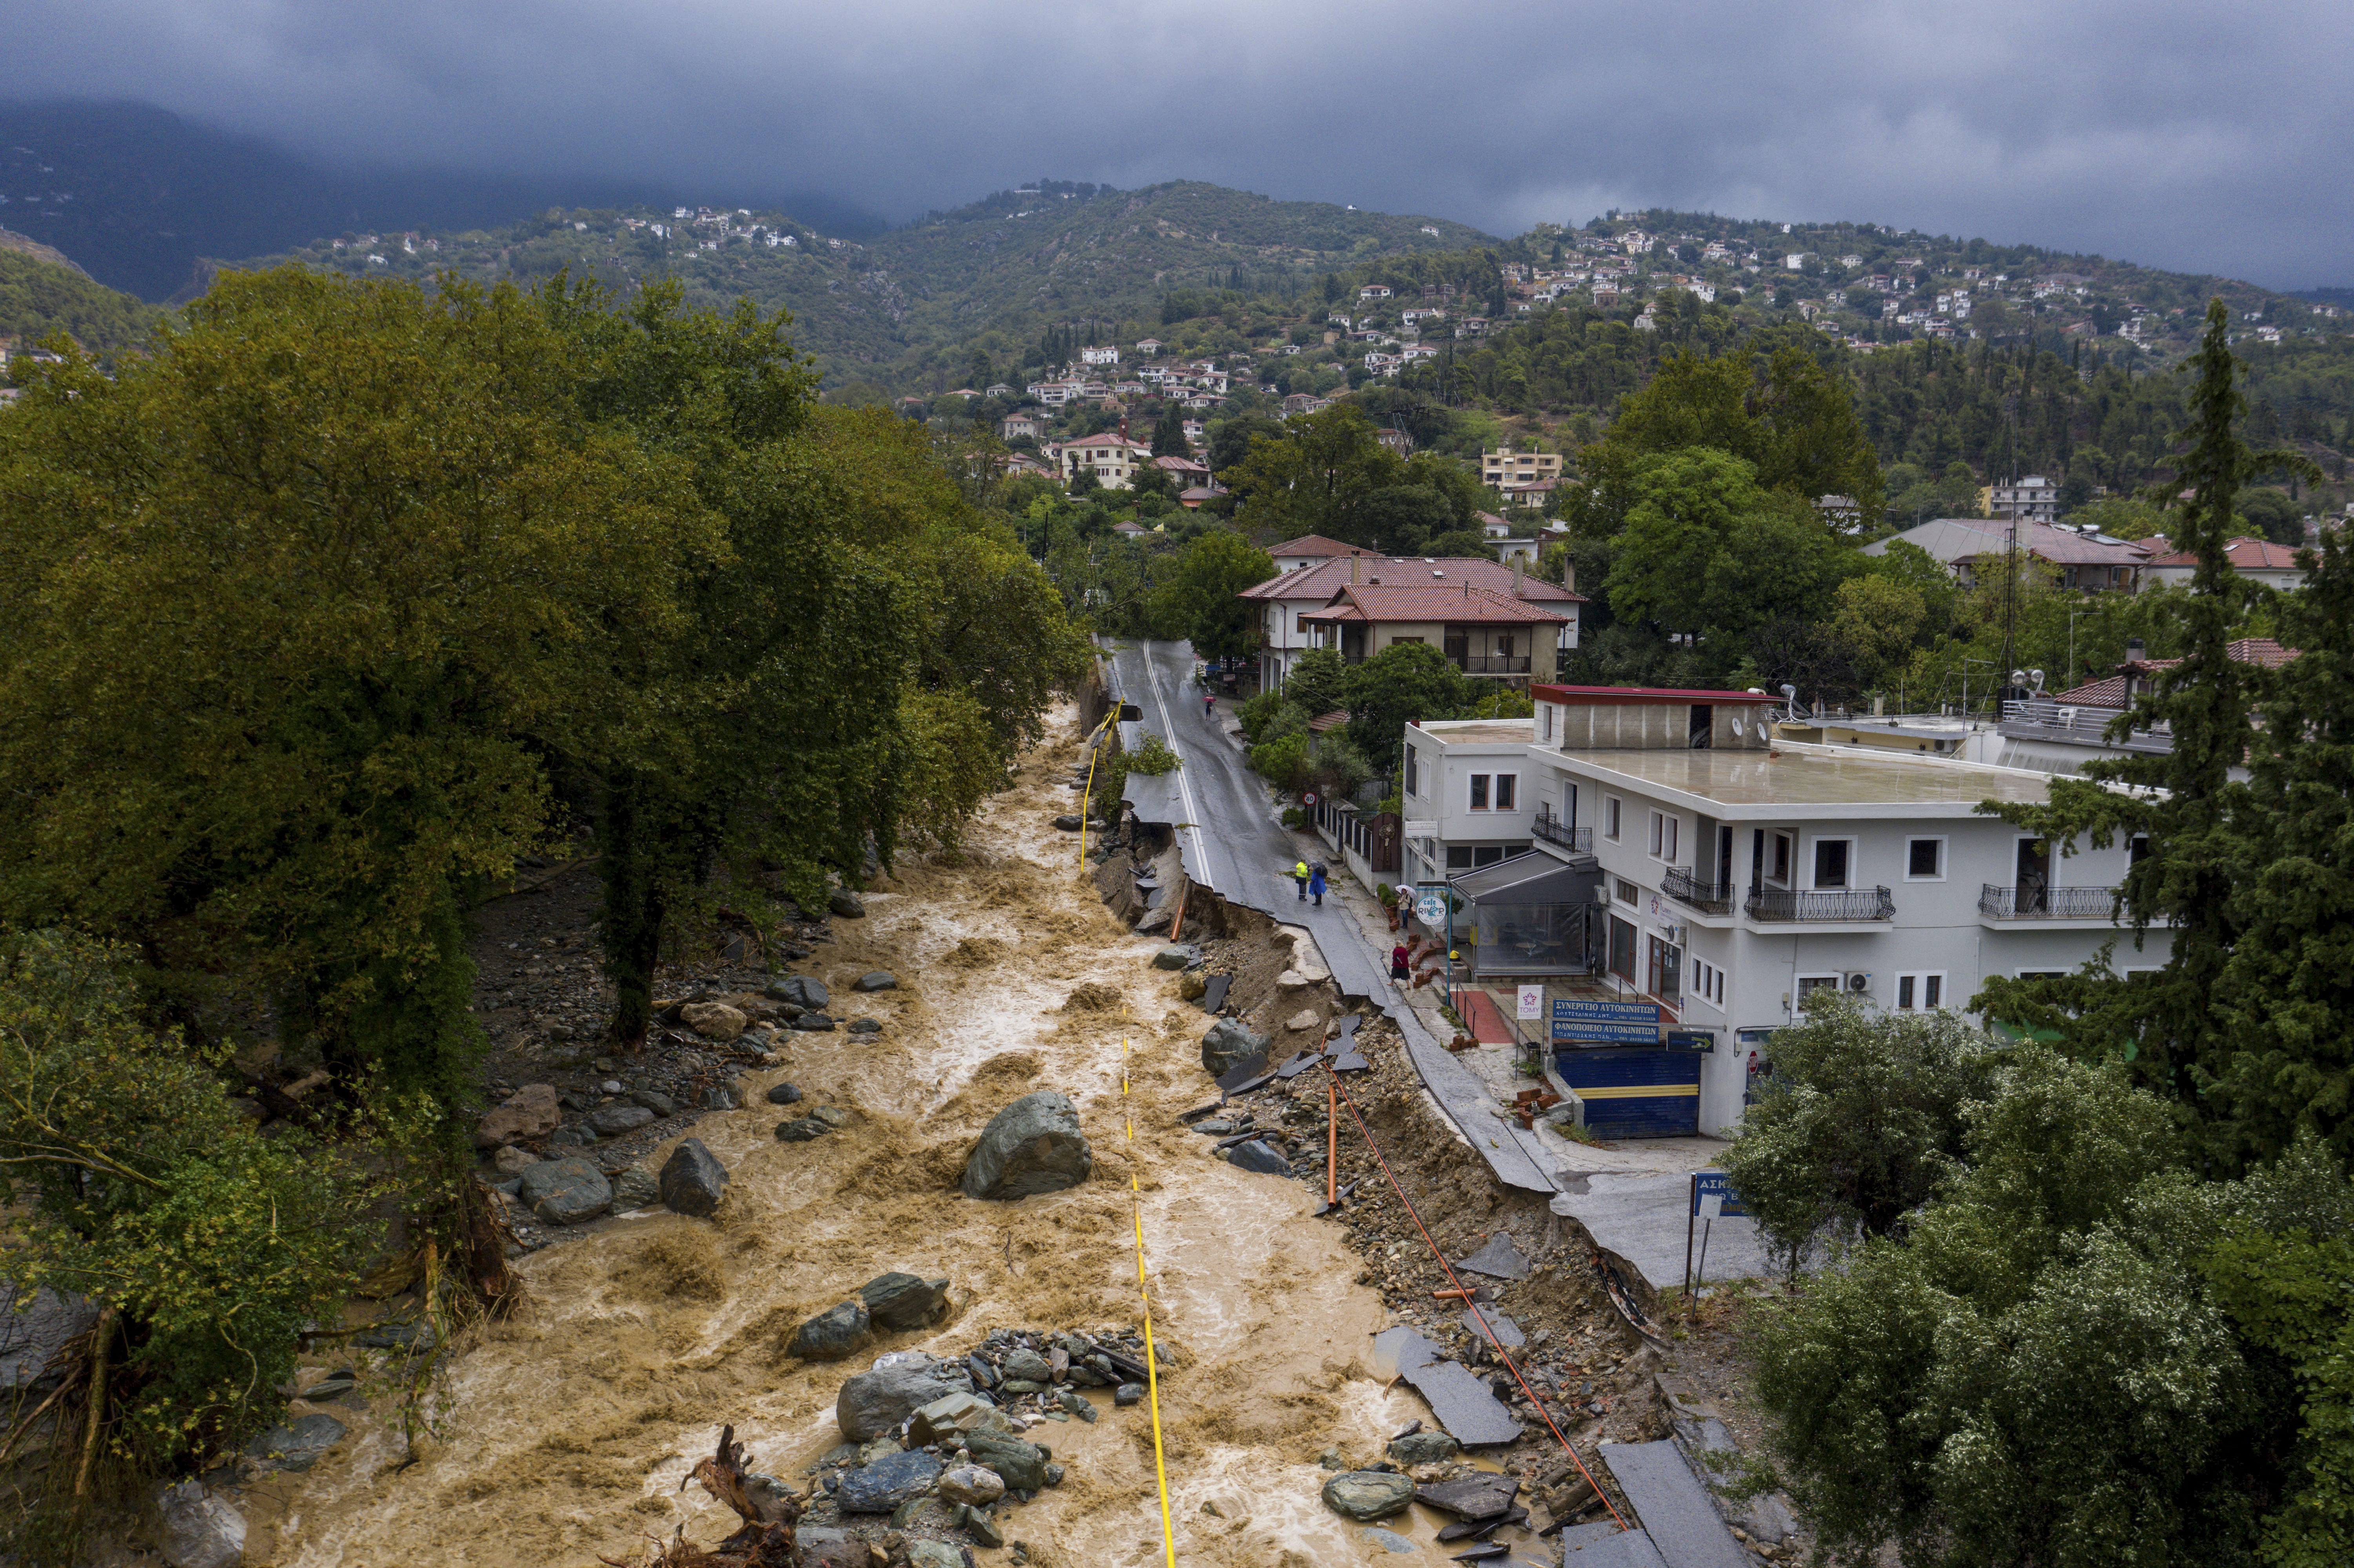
[1102,637,1562,1197]
[199,694,1789,1568]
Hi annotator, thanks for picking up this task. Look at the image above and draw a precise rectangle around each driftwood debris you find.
[599,1426,805,1568]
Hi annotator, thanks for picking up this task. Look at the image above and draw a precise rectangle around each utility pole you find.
[1997,393,2021,709]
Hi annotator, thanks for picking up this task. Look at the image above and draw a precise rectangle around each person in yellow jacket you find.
[1293,858,1309,900]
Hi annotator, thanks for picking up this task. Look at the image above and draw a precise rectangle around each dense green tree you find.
[1573,343,1884,536]
[1208,412,1284,475]
[1150,403,1189,458]
[0,266,709,1107]
[1743,1020,2320,1568]
[1147,528,1276,661]
[1222,403,1407,543]
[1340,641,1475,759]
[2237,485,2305,546]
[1280,646,1349,715]
[1977,300,2328,1167]
[1603,449,1857,676]
[1724,999,2002,1272]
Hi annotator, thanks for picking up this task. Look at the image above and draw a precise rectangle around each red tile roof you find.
[1267,534,1358,557]
[1238,553,1585,603]
[2142,537,2305,571]
[1301,584,1569,625]
[2053,637,2299,706]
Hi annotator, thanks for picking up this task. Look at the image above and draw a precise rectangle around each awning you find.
[1450,850,1599,905]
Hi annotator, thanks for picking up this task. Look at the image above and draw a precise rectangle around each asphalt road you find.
[1106,638,1404,999]
[1104,637,1559,1194]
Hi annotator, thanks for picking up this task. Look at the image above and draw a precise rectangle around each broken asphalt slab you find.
[1547,1174,1772,1296]
[1566,1527,1668,1566]
[1456,1232,1533,1280]
[1368,1326,1521,1446]
[1600,1441,1751,1568]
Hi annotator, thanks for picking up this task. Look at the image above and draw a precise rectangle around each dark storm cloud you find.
[7,0,2350,285]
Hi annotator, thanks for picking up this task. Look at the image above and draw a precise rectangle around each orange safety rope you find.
[1321,1058,1631,1535]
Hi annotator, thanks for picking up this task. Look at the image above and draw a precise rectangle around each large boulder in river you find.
[155,1479,245,1568]
[1322,1470,1415,1521]
[769,975,830,1011]
[659,1138,729,1217]
[859,1271,950,1331]
[1,1283,97,1390]
[473,1084,560,1149]
[680,1002,747,1042]
[1200,1017,1269,1077]
[518,1158,611,1225]
[836,1352,972,1442]
[791,1301,872,1361]
[960,1092,1091,1200]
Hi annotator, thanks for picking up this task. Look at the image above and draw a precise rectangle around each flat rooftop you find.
[1416,719,1537,745]
[1552,741,2065,817]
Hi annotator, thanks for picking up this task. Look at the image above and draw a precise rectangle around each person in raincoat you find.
[1294,858,1310,900]
[1308,863,1328,907]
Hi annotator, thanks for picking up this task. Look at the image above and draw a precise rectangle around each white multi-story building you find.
[1399,685,2168,1134]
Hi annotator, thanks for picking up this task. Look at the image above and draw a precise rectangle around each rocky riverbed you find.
[179,701,1793,1568]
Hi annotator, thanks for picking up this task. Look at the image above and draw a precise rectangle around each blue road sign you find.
[1691,1171,1749,1218]
[1552,997,1662,1044]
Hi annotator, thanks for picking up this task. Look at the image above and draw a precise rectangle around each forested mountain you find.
[0,231,160,360]
[244,181,1493,396]
[0,100,817,301]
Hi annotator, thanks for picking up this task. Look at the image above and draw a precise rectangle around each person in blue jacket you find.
[1308,862,1328,907]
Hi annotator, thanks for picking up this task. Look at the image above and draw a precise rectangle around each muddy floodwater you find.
[252,707,1481,1568]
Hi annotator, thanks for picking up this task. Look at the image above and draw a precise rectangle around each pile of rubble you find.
[785,1325,1173,1566]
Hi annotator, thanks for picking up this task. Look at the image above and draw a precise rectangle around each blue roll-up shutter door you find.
[1553,1048,1700,1138]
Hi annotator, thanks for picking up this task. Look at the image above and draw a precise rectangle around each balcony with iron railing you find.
[1529,812,1591,854]
[1999,698,2173,754]
[1979,884,2119,920]
[1662,867,1735,915]
[1744,886,1896,922]
[1456,654,1533,675]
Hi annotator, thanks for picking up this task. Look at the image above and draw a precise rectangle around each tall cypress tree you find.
[1979,299,2321,1165]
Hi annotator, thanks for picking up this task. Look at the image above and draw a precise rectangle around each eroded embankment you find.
[242,709,1454,1568]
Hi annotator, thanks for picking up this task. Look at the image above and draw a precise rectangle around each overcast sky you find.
[9,0,2351,288]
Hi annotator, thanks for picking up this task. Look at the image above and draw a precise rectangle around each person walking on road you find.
[1390,942,1411,986]
[1293,858,1309,900]
[1308,863,1327,907]
[1204,691,1216,721]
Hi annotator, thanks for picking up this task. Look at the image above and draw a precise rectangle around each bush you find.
[1238,689,1286,743]
[1250,732,1314,792]
[1126,733,1182,776]
[0,933,387,1518]
[1722,996,2004,1273]
[1279,805,1311,830]
[1261,701,1312,746]
[1281,647,1349,718]
[1315,731,1376,796]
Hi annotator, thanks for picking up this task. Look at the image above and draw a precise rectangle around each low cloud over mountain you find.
[5,0,2349,287]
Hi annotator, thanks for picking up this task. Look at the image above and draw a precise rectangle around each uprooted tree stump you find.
[603,1426,804,1568]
